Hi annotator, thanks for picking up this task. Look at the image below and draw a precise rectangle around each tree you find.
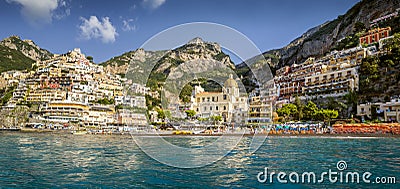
[320,109,339,127]
[383,33,400,54]
[353,22,366,33]
[276,104,297,121]
[179,84,193,103]
[325,97,347,118]
[294,96,303,121]
[185,110,196,119]
[115,104,124,110]
[210,115,222,125]
[303,101,318,120]
[157,109,166,121]
[344,90,358,118]
[87,56,94,63]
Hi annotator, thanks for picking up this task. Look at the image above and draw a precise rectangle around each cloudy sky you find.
[0,0,359,63]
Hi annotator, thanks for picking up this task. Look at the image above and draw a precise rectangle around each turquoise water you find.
[0,133,399,188]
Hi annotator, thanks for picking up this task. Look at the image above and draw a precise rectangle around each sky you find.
[0,0,360,64]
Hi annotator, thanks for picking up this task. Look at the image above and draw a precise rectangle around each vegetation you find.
[276,104,298,121]
[332,32,362,51]
[0,46,35,72]
[210,115,222,125]
[294,96,303,121]
[277,100,338,122]
[145,94,161,111]
[358,33,400,101]
[157,109,166,120]
[95,97,115,105]
[179,84,193,103]
[0,85,16,105]
[213,52,227,61]
[86,56,93,63]
[100,50,136,66]
[185,110,196,119]
[156,109,171,121]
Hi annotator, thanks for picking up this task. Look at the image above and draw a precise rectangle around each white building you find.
[190,75,248,123]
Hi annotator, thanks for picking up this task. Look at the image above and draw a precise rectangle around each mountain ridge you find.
[238,0,400,72]
[0,35,53,72]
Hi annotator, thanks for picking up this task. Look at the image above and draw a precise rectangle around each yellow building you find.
[304,67,358,98]
[83,105,115,128]
[27,89,67,103]
[40,100,89,123]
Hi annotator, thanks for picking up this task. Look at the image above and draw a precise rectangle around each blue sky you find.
[0,0,360,63]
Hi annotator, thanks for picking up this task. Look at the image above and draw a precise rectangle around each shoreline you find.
[1,129,400,138]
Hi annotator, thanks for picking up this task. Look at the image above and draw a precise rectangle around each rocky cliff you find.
[239,0,400,71]
[1,35,53,61]
[0,36,53,72]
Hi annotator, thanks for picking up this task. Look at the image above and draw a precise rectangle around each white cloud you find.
[54,0,71,20]
[6,0,70,26]
[122,19,136,32]
[79,16,118,43]
[142,0,166,9]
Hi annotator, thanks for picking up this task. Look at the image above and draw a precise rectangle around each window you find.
[224,106,226,110]
[347,71,351,76]
[308,79,311,83]
[338,73,342,77]
[323,75,327,80]
[204,107,206,111]
[196,108,199,112]
[330,74,334,79]
[223,95,227,100]
[207,97,210,102]
[212,97,215,102]
[210,106,212,111]
[216,106,218,110]
[202,97,205,102]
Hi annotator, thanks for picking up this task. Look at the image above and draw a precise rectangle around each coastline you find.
[2,129,400,138]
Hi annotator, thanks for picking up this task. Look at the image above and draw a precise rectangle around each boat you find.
[0,127,21,131]
[71,130,87,135]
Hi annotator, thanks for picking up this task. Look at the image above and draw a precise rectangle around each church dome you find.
[224,74,238,88]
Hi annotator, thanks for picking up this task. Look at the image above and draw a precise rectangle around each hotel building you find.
[359,27,391,45]
[303,67,359,98]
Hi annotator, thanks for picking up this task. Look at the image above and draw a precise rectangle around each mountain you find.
[101,48,168,84]
[101,38,239,107]
[238,0,400,73]
[102,37,236,87]
[0,36,53,72]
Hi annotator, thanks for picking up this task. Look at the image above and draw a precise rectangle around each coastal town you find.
[0,9,400,135]
[2,1,400,188]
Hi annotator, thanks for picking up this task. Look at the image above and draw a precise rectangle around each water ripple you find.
[0,133,399,188]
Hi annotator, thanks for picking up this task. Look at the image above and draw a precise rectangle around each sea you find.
[0,132,399,188]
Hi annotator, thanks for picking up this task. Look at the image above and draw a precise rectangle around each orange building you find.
[359,27,391,45]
